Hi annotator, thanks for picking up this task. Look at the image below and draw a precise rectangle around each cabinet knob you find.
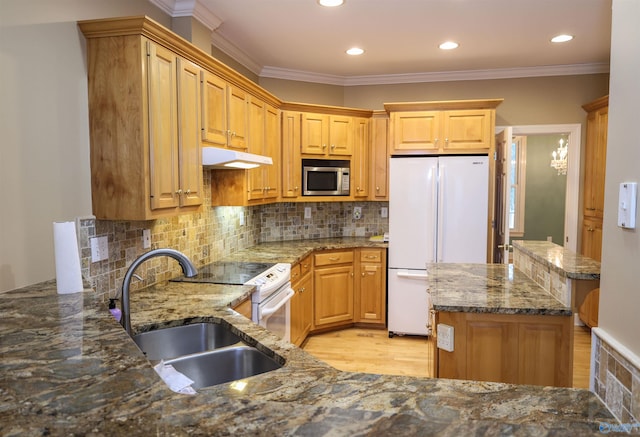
[376,186,380,191]
[185,189,191,195]
[331,144,335,149]
[322,144,327,149]
[294,186,299,191]
[299,287,305,294]
[588,228,595,232]
[445,138,449,145]
[175,189,183,195]
[435,138,439,145]
[362,272,366,277]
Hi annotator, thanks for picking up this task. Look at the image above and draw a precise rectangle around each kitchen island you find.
[429,264,574,387]
[0,239,618,435]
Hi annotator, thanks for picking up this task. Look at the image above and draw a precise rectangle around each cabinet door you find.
[147,41,179,211]
[201,71,228,146]
[301,113,329,155]
[583,107,608,218]
[391,111,440,152]
[357,262,385,324]
[247,96,266,200]
[442,109,492,150]
[177,58,204,207]
[352,117,369,198]
[370,114,389,199]
[291,272,313,346]
[329,115,353,155]
[227,85,248,150]
[581,217,603,261]
[264,104,280,199]
[314,265,354,327]
[281,111,301,198]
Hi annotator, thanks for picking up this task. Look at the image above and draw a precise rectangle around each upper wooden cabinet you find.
[385,100,502,155]
[281,111,302,199]
[301,113,354,156]
[201,72,248,150]
[80,29,204,220]
[370,111,389,200]
[352,117,370,198]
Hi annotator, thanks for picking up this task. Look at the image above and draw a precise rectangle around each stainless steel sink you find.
[164,345,282,389]
[133,322,243,361]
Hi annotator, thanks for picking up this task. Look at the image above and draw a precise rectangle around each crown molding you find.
[209,32,263,76]
[260,63,610,86]
[148,0,222,32]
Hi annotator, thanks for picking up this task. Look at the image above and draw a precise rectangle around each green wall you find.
[521,134,567,244]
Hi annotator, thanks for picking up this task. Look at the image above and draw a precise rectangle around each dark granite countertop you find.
[429,264,572,316]
[1,239,619,436]
[512,240,601,280]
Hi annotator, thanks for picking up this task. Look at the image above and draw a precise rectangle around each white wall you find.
[0,0,169,292]
[599,0,640,354]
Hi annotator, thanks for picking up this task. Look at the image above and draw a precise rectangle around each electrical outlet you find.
[142,229,151,249]
[304,207,312,219]
[381,207,388,218]
[90,236,109,262]
[547,236,553,242]
[353,206,362,220]
[239,213,245,226]
[437,323,454,352]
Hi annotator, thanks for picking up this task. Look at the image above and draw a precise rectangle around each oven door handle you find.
[260,287,295,318]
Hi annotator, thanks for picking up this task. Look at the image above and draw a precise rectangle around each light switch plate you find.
[142,229,151,249]
[437,323,454,352]
[90,236,108,262]
[618,182,637,229]
[381,207,388,218]
[304,207,312,219]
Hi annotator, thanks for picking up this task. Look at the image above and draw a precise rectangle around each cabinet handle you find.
[328,256,340,261]
[586,207,596,211]
[365,255,377,259]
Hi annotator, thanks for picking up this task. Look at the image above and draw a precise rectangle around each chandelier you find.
[550,138,568,175]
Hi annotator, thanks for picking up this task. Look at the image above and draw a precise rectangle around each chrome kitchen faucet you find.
[120,248,198,336]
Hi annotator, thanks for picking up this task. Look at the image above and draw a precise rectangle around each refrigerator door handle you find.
[437,164,446,262]
[431,163,438,263]
[396,271,429,280]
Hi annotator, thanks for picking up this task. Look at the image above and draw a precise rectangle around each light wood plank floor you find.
[303,325,592,388]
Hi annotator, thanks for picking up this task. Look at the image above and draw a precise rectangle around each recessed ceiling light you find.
[346,47,364,56]
[318,0,344,6]
[551,34,574,43]
[439,41,459,50]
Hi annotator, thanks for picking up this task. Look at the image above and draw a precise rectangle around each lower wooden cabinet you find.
[436,311,573,387]
[355,249,386,326]
[579,288,600,328]
[314,250,355,329]
[232,297,252,319]
[290,255,313,347]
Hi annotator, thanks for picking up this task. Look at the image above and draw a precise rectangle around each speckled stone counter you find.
[512,240,601,309]
[512,240,601,280]
[220,236,387,265]
[1,238,621,436]
[428,263,571,315]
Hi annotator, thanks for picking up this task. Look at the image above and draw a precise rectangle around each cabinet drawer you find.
[290,262,302,286]
[315,250,354,267]
[299,255,312,276]
[360,249,382,263]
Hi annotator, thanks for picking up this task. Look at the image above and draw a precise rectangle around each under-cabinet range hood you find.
[202,147,273,169]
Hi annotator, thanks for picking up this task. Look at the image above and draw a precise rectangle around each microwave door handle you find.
[260,288,294,318]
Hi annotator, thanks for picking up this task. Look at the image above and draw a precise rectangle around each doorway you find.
[497,124,581,252]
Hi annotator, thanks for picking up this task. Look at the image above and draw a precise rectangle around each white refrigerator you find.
[387,156,489,337]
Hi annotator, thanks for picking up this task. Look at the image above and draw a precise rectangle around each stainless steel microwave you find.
[302,159,350,196]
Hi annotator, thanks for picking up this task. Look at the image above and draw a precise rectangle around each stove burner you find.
[170,261,276,285]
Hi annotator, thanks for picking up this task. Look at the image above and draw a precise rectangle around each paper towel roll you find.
[53,221,84,294]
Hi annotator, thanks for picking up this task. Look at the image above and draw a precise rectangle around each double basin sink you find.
[133,322,282,389]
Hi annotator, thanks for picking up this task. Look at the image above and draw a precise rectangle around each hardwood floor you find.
[302,325,593,388]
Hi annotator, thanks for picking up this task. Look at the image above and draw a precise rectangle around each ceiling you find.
[153,0,612,85]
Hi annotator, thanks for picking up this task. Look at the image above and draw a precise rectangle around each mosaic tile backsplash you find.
[77,170,388,299]
[592,330,640,427]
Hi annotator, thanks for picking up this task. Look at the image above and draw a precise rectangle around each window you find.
[509,136,526,237]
